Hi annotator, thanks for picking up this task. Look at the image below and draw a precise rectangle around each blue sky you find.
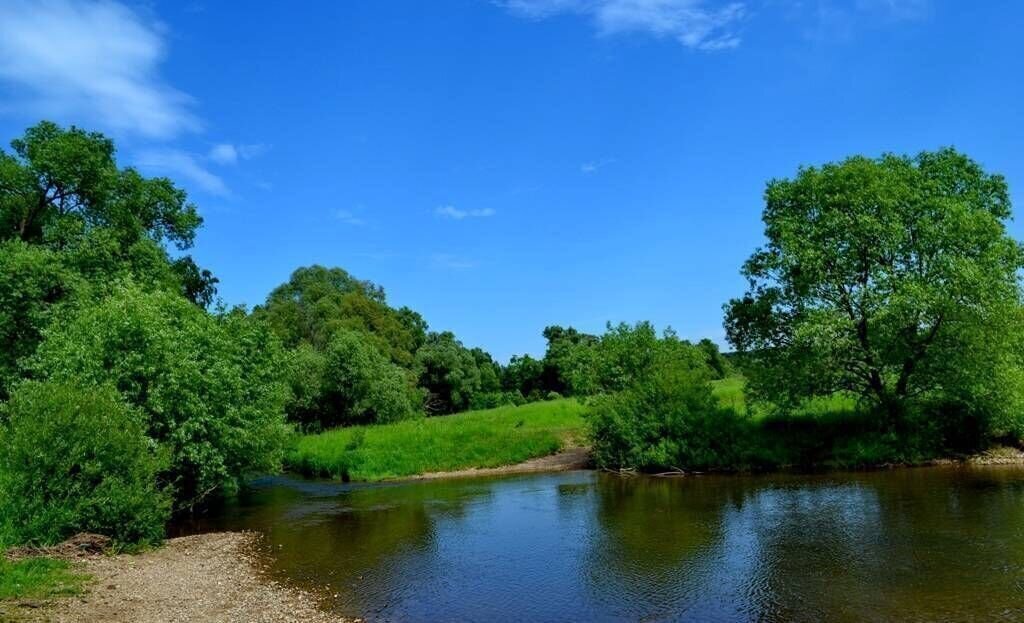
[1,1,1022,361]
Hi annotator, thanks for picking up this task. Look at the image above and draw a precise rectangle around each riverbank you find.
[3,533,351,623]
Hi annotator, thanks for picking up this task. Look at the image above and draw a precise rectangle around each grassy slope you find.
[286,399,587,481]
[0,557,87,601]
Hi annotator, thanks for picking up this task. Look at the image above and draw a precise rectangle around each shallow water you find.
[175,466,1024,622]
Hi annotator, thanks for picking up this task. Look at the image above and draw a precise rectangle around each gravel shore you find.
[8,532,354,623]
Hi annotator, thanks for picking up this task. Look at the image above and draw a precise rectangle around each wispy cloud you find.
[208,143,267,165]
[856,0,930,21]
[502,0,746,51]
[581,157,616,174]
[0,0,198,139]
[435,205,497,220]
[431,253,477,270]
[135,149,229,197]
[793,0,930,41]
[333,209,366,226]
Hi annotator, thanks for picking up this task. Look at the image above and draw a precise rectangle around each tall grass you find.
[286,399,587,481]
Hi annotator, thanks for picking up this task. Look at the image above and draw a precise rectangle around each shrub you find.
[28,286,291,508]
[0,381,170,546]
[587,361,747,471]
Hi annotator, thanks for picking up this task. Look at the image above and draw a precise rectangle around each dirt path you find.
[407,447,592,481]
[10,532,354,623]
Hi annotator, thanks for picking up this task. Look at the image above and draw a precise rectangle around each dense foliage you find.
[255,265,427,366]
[587,356,744,471]
[725,149,1024,442]
[0,381,170,546]
[285,330,419,430]
[29,286,291,508]
[0,122,288,545]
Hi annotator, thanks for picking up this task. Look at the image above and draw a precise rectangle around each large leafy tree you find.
[725,149,1024,426]
[1,121,200,249]
[0,122,218,395]
[256,265,427,367]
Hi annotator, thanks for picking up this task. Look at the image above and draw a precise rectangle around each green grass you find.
[0,556,88,601]
[286,398,588,481]
[710,376,937,469]
[712,376,747,414]
[712,376,858,419]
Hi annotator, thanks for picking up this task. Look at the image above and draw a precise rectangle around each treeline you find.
[253,264,732,431]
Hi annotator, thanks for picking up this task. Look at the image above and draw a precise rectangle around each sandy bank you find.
[403,446,592,481]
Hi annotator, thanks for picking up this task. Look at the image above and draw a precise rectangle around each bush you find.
[587,361,747,471]
[0,381,170,546]
[28,286,291,508]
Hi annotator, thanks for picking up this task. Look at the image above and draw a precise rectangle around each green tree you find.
[725,149,1024,430]
[29,286,291,508]
[541,325,599,396]
[256,265,425,367]
[415,332,483,414]
[696,338,730,379]
[0,381,171,546]
[318,329,419,427]
[502,354,545,399]
[0,122,218,395]
[1,121,201,251]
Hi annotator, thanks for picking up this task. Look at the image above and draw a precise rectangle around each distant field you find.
[286,399,587,481]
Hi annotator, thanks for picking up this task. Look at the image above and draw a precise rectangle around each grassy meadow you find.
[286,398,588,481]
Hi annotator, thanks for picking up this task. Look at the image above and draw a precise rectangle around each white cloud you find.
[135,149,229,197]
[208,142,266,165]
[431,253,477,270]
[581,157,616,173]
[435,205,497,220]
[0,0,198,139]
[333,209,366,226]
[208,144,238,165]
[503,0,746,50]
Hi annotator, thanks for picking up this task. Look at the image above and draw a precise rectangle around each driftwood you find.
[4,533,112,561]
[602,465,706,477]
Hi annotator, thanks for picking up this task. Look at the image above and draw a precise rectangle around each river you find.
[174,466,1024,622]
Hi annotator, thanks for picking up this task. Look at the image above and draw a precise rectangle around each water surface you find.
[176,466,1024,622]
